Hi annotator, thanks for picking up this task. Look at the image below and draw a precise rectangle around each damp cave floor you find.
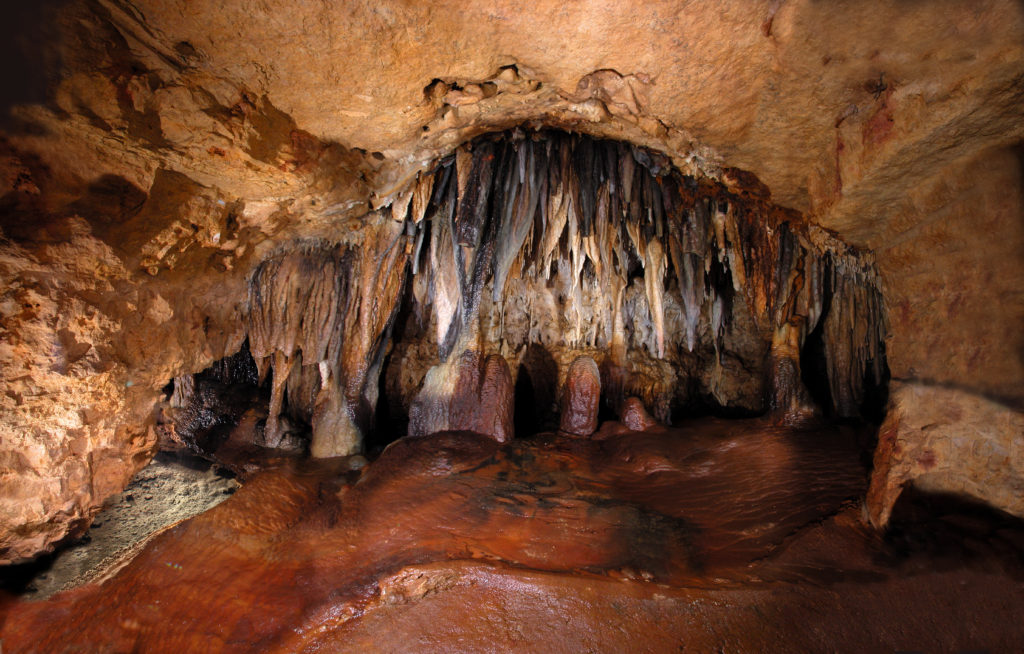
[2,417,1023,653]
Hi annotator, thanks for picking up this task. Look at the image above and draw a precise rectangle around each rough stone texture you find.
[448,352,515,443]
[0,0,1022,560]
[410,350,514,442]
[0,187,252,563]
[14,451,239,600]
[866,382,1024,528]
[619,397,659,433]
[559,356,601,437]
[0,224,158,563]
[873,145,1024,406]
[80,0,1024,227]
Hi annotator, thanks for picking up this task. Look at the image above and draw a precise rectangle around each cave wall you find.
[864,145,1024,525]
[877,145,1024,401]
[1,0,1023,562]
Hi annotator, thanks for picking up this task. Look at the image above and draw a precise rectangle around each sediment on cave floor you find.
[157,128,888,468]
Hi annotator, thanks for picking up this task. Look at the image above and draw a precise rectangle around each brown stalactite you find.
[211,129,886,456]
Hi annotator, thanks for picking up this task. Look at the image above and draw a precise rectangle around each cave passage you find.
[10,131,1023,654]
[163,128,888,463]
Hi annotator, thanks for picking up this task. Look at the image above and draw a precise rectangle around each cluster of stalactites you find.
[243,220,411,456]
[225,129,886,456]
[820,254,886,416]
[390,129,885,417]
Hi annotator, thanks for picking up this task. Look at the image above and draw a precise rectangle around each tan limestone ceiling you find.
[71,0,1024,246]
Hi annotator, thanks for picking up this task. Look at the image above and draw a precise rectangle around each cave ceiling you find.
[5,0,1024,240]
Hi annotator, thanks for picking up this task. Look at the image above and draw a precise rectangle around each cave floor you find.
[2,418,1022,652]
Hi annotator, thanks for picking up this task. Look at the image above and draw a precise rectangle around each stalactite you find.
[244,216,413,456]
[247,243,353,448]
[430,173,460,359]
[169,374,195,409]
[819,254,885,417]
[398,129,885,423]
[234,129,887,456]
[493,140,540,303]
[338,217,411,440]
[642,238,667,358]
[410,171,434,225]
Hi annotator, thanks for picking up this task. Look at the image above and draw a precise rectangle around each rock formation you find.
[560,356,602,437]
[0,5,1021,649]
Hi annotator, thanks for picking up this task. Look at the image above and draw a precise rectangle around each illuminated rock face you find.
[163,130,884,465]
[0,0,1022,570]
[867,382,1024,528]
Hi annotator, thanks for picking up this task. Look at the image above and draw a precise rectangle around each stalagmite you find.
[265,350,295,446]
[449,352,515,442]
[767,318,817,424]
[409,350,514,442]
[620,396,659,432]
[310,376,352,458]
[560,355,602,437]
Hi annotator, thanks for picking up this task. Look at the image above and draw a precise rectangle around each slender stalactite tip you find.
[169,129,887,460]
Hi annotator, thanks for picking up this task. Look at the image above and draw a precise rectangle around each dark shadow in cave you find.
[514,343,560,437]
[880,486,1024,573]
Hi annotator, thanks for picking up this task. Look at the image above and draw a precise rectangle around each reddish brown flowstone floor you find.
[2,419,1022,652]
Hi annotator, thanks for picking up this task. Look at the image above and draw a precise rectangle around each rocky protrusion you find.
[560,356,601,437]
[410,351,514,442]
[449,352,515,442]
[766,319,818,425]
[620,397,659,432]
[865,383,1024,529]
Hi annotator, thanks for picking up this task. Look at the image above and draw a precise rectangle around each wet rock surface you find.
[2,418,1021,652]
[408,350,514,442]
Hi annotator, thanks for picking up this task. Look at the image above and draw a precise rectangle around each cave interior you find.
[0,1,1023,652]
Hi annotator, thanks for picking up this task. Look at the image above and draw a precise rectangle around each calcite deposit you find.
[0,0,1023,650]
[153,128,887,474]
